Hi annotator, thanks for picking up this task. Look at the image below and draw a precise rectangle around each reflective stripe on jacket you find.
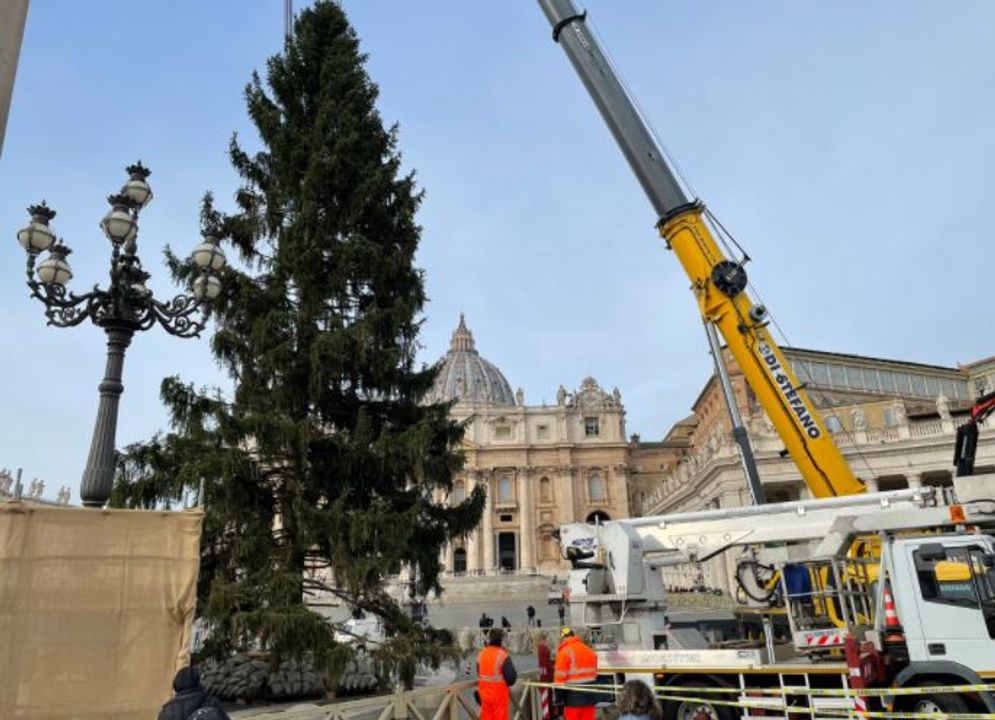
[478,645,511,703]
[553,637,597,684]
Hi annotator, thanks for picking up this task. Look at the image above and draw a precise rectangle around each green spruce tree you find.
[113,0,483,684]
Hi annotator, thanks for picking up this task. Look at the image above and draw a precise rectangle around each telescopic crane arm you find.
[538,0,865,498]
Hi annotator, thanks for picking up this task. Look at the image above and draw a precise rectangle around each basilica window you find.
[942,379,966,400]
[536,424,550,440]
[588,472,605,502]
[453,480,466,503]
[825,415,843,434]
[498,475,514,503]
[584,417,600,437]
[540,476,552,504]
[810,362,829,385]
[495,425,512,440]
[883,408,900,427]
[453,548,467,574]
[976,377,989,399]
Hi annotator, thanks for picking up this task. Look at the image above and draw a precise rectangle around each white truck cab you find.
[892,533,995,670]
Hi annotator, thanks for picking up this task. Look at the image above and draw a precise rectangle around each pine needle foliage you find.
[112,1,483,682]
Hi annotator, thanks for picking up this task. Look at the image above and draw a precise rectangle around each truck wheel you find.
[910,692,969,715]
[662,682,734,720]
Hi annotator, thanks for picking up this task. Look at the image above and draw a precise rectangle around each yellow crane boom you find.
[538,0,865,498]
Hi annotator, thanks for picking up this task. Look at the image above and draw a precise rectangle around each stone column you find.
[466,474,480,573]
[907,473,923,489]
[482,473,495,572]
[560,466,576,522]
[520,468,534,571]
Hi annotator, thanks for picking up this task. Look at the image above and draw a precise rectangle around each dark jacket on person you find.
[158,667,230,720]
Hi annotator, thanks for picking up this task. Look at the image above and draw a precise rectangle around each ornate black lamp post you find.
[16,162,226,507]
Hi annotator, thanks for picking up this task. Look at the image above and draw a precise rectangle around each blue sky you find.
[2,1,994,502]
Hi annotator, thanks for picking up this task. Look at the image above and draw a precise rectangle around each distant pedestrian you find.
[479,612,493,645]
[557,604,565,625]
[501,615,511,630]
[158,667,230,720]
[526,605,536,627]
[537,618,543,628]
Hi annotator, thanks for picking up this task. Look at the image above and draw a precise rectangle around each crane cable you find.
[587,8,878,485]
[586,21,698,203]
[705,210,879,482]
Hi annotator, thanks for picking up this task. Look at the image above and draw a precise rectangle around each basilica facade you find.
[427,316,631,574]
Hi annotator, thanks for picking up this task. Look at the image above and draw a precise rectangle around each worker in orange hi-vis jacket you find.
[477,628,518,720]
[553,627,599,720]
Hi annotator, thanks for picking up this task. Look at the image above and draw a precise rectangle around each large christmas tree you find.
[113,1,483,682]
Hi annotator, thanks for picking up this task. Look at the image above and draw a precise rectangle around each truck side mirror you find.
[918,543,947,562]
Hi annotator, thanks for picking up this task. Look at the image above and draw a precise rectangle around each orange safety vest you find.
[478,645,511,703]
[554,636,598,685]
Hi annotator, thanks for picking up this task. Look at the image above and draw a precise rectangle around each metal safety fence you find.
[522,679,995,720]
[233,671,540,720]
[230,673,995,720]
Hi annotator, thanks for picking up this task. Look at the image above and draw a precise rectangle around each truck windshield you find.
[915,543,995,638]
[915,545,992,606]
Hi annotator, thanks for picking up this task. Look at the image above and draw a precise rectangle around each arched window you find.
[540,476,552,504]
[825,415,843,434]
[453,480,466,503]
[587,472,605,502]
[498,475,514,502]
[586,510,611,525]
[453,548,467,574]
[883,407,899,427]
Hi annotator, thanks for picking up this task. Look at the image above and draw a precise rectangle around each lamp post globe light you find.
[15,162,226,507]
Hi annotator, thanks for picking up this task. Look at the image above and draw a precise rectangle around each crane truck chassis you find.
[558,474,995,717]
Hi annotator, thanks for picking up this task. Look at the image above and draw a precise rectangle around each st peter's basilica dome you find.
[426,315,515,406]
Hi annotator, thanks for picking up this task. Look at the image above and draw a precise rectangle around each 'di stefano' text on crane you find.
[758,343,822,440]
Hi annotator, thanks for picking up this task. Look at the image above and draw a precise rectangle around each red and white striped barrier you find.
[800,629,845,647]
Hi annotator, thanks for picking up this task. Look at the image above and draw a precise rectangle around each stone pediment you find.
[570,376,621,410]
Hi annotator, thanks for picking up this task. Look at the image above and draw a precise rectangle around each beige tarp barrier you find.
[0,503,203,719]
